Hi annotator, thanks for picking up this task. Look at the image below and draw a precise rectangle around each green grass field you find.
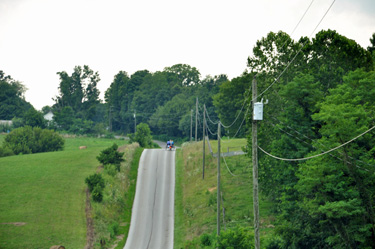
[0,135,127,248]
[206,137,248,154]
[174,139,274,248]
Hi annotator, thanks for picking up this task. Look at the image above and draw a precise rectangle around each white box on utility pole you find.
[253,102,263,120]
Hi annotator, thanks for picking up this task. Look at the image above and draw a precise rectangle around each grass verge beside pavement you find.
[114,146,144,249]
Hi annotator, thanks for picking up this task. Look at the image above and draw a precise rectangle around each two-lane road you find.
[124,148,175,249]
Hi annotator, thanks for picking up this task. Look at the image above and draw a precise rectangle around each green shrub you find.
[108,221,119,239]
[92,186,103,202]
[216,226,254,249]
[104,164,118,177]
[0,146,14,157]
[96,143,124,170]
[85,173,105,192]
[265,236,283,249]
[200,233,212,246]
[3,126,64,155]
[132,123,152,147]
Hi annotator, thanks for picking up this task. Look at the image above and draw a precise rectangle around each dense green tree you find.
[53,106,74,131]
[163,64,201,86]
[275,69,375,248]
[133,123,153,147]
[41,105,52,115]
[308,29,373,92]
[0,71,33,120]
[149,93,193,137]
[244,29,375,247]
[24,108,46,128]
[54,65,100,121]
[105,71,131,132]
[96,143,125,171]
[368,33,375,54]
[213,73,251,137]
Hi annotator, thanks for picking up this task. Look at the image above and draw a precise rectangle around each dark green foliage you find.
[85,173,105,192]
[24,108,46,128]
[53,106,74,131]
[91,185,103,203]
[0,146,14,157]
[213,73,251,137]
[96,143,124,170]
[216,226,254,249]
[3,126,64,155]
[104,65,225,138]
[132,123,153,147]
[52,65,101,133]
[200,233,212,247]
[104,164,118,177]
[108,221,119,239]
[244,29,375,248]
[0,71,33,120]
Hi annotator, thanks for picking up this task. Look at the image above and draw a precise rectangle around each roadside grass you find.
[0,136,127,249]
[113,146,143,249]
[174,140,275,248]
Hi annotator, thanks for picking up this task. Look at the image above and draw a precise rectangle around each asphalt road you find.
[124,148,175,249]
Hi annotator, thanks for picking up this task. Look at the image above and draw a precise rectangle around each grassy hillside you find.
[175,140,275,248]
[207,138,247,154]
[0,135,128,249]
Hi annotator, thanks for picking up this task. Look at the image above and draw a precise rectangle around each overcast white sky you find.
[0,0,374,110]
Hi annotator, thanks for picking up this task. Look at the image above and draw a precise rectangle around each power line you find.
[258,125,375,162]
[253,0,315,79]
[253,0,336,102]
[266,115,374,168]
[220,84,252,129]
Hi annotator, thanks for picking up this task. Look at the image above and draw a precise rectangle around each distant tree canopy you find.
[51,65,102,134]
[0,71,33,120]
[104,64,225,137]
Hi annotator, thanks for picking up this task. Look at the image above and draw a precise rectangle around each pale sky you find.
[0,0,374,110]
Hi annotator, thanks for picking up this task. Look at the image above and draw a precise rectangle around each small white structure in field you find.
[43,111,54,121]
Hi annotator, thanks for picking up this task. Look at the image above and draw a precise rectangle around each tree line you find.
[244,29,375,248]
[1,28,375,247]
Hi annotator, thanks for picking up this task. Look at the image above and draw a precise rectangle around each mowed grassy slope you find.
[207,138,247,154]
[175,139,275,248]
[0,135,127,249]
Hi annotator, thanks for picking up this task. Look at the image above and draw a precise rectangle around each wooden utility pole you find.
[217,121,221,237]
[190,109,193,142]
[202,105,206,179]
[252,77,260,249]
[109,106,112,132]
[195,97,198,142]
[134,110,136,133]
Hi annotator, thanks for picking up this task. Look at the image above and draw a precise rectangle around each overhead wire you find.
[265,119,371,172]
[258,125,375,162]
[253,0,336,102]
[266,115,375,168]
[252,0,315,79]
[203,0,322,137]
[220,84,252,129]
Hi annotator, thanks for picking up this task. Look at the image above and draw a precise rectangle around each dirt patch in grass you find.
[1,222,26,226]
[84,188,94,249]
[208,187,217,192]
